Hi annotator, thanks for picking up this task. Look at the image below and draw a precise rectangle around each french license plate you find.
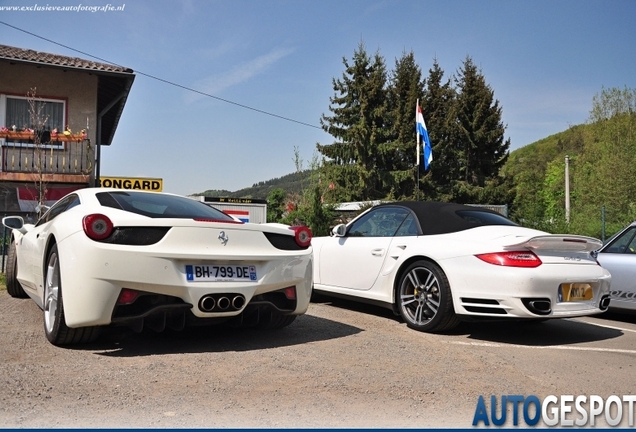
[558,283,593,302]
[186,265,257,282]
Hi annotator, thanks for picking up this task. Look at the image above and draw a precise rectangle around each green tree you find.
[266,188,287,222]
[589,86,636,124]
[540,158,569,232]
[452,56,510,202]
[384,50,425,199]
[318,47,513,208]
[282,183,336,237]
[422,59,456,201]
[276,151,337,236]
[502,126,586,227]
[570,88,636,236]
[318,42,391,202]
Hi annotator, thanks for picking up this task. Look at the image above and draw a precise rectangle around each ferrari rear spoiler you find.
[503,235,602,252]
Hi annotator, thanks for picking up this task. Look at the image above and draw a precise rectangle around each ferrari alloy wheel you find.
[43,244,99,345]
[5,239,28,298]
[396,260,459,332]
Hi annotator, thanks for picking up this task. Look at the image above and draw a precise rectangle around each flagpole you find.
[416,99,420,201]
[416,145,420,201]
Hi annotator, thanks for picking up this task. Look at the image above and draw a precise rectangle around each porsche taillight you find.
[83,213,114,241]
[290,226,312,248]
[475,250,542,268]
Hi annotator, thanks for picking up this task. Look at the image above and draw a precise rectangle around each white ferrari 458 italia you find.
[312,201,611,332]
[3,188,313,345]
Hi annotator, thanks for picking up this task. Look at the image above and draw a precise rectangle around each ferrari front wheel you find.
[5,239,27,298]
[396,260,459,332]
[43,244,99,345]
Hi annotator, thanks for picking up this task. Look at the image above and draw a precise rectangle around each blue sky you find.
[1,0,635,195]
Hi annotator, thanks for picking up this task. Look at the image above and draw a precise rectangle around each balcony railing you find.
[1,138,93,175]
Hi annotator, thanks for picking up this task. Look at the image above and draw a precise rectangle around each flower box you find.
[51,134,86,143]
[0,131,86,142]
[0,131,34,140]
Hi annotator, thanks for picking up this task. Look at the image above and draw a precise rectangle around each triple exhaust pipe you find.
[199,294,246,312]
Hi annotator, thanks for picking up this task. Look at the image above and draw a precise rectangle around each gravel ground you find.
[2,287,635,428]
[0,289,483,428]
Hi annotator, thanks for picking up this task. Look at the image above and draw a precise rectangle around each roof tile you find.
[0,44,133,74]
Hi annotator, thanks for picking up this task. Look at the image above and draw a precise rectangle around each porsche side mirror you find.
[331,224,346,237]
[2,216,27,234]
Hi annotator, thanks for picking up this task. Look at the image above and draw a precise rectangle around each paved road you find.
[1,289,635,428]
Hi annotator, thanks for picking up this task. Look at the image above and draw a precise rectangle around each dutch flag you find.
[416,101,433,171]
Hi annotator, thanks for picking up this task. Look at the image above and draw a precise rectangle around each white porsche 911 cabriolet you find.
[312,201,611,332]
[3,188,313,345]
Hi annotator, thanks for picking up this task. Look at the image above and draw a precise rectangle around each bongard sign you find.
[99,177,163,192]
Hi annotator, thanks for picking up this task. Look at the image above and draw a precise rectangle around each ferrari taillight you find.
[475,251,542,268]
[83,213,114,241]
[117,288,139,305]
[290,226,312,248]
[282,286,297,300]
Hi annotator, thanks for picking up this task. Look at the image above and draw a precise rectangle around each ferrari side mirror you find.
[2,216,27,234]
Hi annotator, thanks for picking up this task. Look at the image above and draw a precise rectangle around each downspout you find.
[95,91,128,186]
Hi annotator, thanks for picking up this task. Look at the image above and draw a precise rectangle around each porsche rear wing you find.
[503,235,602,253]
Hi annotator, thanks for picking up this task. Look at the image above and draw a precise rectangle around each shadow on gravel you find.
[311,295,625,347]
[599,310,636,324]
[311,294,397,321]
[81,314,363,357]
[455,318,623,346]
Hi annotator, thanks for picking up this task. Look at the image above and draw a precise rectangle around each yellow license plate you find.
[559,283,593,302]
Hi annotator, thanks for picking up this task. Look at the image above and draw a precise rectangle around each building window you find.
[2,94,65,131]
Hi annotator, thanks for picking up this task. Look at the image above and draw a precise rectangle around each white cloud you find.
[185,47,295,103]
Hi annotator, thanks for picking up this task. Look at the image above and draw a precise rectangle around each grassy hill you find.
[193,169,313,200]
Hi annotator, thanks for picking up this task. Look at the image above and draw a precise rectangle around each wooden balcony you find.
[0,133,92,183]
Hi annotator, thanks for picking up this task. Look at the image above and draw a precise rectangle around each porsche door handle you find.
[371,248,385,257]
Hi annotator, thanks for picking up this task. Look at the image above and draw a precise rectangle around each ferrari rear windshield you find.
[96,191,236,220]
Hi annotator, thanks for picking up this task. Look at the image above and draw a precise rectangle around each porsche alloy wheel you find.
[396,260,459,332]
[43,244,99,345]
[5,239,27,298]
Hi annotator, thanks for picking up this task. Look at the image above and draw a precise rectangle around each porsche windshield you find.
[96,191,236,220]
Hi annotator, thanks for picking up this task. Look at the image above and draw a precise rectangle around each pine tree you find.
[385,51,425,199]
[318,42,390,202]
[452,56,510,201]
[422,59,456,200]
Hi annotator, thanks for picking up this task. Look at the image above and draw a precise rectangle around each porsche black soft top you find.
[374,201,517,236]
